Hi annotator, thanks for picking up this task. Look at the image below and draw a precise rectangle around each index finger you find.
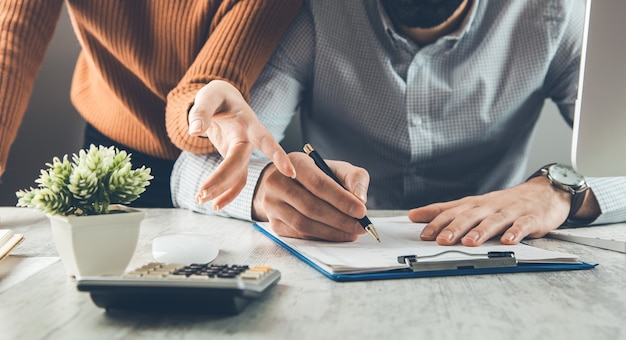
[295,155,367,219]
[247,120,296,179]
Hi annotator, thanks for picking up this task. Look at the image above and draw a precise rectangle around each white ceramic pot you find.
[48,204,144,277]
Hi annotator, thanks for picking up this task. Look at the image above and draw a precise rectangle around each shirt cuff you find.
[217,159,272,221]
[582,177,626,224]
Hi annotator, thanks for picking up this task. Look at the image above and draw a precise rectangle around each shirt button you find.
[409,116,422,127]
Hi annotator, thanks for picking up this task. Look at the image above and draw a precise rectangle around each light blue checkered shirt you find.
[172,0,626,224]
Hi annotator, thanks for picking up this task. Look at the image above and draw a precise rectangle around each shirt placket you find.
[406,51,432,163]
[403,49,431,202]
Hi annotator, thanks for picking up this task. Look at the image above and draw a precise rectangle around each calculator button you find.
[188,275,209,280]
[121,272,143,278]
[240,272,263,280]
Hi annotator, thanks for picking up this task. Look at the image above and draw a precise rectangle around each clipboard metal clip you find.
[397,251,518,272]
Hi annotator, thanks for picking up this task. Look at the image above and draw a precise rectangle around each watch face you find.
[547,164,586,187]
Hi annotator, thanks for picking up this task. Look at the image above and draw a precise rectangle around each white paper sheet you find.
[258,216,580,274]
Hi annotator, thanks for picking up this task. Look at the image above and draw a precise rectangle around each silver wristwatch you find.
[527,163,590,220]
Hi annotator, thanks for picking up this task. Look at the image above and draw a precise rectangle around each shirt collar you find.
[376,0,480,48]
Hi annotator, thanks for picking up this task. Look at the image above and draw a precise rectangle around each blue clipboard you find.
[253,223,597,282]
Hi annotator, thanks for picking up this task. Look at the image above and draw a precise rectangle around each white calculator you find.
[76,262,281,315]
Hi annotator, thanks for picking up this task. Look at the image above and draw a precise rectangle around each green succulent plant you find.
[16,144,153,216]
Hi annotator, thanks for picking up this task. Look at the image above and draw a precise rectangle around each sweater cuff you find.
[165,76,245,155]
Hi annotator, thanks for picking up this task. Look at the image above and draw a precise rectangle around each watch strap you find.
[567,183,589,220]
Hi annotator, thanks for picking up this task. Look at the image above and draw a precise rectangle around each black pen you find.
[303,143,380,242]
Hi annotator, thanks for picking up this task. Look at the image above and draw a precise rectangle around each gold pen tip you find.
[303,143,314,154]
[365,224,380,242]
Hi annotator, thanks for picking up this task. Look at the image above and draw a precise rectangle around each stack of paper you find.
[0,229,24,262]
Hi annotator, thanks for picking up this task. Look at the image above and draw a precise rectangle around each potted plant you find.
[16,144,153,277]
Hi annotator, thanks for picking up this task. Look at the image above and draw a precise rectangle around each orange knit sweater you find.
[0,0,301,176]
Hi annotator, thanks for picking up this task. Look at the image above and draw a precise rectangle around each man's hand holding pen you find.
[252,151,371,242]
[303,144,380,242]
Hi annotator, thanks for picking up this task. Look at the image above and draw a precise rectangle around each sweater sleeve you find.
[0,0,64,177]
[165,0,303,155]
